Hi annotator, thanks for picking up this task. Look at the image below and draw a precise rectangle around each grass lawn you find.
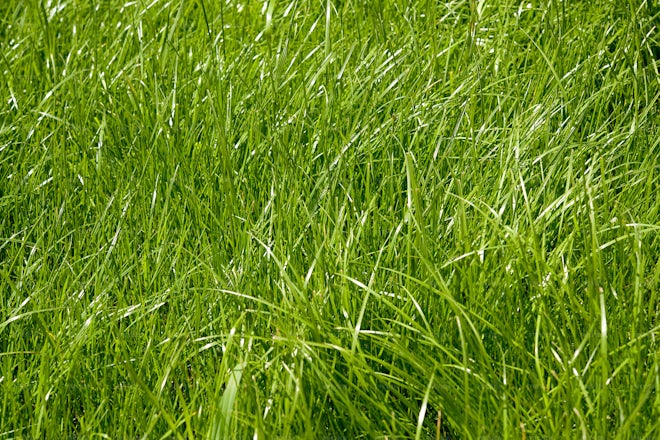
[1,0,660,438]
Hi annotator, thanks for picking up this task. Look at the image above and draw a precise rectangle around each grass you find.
[1,0,660,438]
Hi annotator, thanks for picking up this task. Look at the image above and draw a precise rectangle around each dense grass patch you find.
[1,0,660,437]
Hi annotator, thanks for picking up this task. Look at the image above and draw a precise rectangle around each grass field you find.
[1,0,660,438]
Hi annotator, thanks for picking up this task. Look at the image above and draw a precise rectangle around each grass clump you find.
[1,0,660,438]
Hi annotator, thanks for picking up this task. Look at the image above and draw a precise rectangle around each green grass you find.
[1,0,660,438]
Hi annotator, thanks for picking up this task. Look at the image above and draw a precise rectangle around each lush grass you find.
[1,0,660,438]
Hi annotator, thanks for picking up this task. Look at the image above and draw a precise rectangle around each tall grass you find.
[1,0,659,437]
